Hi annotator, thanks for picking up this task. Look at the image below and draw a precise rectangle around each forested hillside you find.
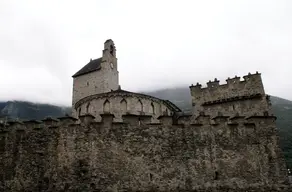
[0,101,71,121]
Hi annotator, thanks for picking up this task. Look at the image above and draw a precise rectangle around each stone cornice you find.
[74,89,181,112]
[202,93,263,106]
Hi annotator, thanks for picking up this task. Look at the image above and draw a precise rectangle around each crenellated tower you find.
[189,72,272,117]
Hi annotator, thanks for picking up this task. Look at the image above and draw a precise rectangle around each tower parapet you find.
[190,72,271,117]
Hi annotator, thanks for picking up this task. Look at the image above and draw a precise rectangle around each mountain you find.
[0,101,71,121]
[269,96,292,168]
[1,88,292,168]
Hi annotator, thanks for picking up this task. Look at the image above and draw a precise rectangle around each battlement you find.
[190,72,264,98]
[0,111,278,133]
[189,72,271,117]
[0,111,289,191]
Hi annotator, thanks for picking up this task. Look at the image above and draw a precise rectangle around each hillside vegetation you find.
[0,101,71,121]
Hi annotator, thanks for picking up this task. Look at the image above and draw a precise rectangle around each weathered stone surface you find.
[19,39,289,191]
[190,72,272,117]
[72,40,119,109]
[0,115,290,191]
[74,90,178,123]
[71,39,181,123]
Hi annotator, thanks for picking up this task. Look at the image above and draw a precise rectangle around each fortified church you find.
[71,39,181,122]
[0,39,290,191]
[71,39,272,121]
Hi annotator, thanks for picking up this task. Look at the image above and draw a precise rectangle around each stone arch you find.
[110,45,114,55]
[86,102,90,113]
[158,103,162,114]
[138,99,143,112]
[120,98,127,113]
[78,108,81,117]
[163,108,168,115]
[103,99,110,113]
[151,102,155,114]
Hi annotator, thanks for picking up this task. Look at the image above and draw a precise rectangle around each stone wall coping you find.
[202,94,263,106]
[190,71,261,89]
[0,111,279,131]
[42,117,59,122]
[74,89,181,112]
[79,113,96,118]
[57,116,78,121]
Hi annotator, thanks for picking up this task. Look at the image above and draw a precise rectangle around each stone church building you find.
[71,39,181,122]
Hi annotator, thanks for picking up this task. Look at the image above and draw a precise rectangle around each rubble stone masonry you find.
[0,113,290,191]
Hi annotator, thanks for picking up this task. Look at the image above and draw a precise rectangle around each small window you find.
[214,171,219,180]
[110,45,114,55]
[121,99,127,113]
[87,82,89,86]
[138,100,143,112]
[103,100,110,113]
[149,173,153,181]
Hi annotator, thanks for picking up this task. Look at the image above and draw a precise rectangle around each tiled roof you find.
[72,58,102,78]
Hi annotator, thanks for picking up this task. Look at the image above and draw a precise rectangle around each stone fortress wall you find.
[1,71,291,191]
[0,112,290,191]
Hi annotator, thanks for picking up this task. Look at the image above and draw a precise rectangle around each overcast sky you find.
[0,0,291,106]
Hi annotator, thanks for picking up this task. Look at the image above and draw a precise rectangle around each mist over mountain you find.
[0,101,71,120]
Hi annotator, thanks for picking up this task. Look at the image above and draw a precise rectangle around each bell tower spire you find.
[101,39,119,92]
[103,39,116,59]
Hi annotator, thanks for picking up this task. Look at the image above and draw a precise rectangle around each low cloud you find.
[0,0,292,106]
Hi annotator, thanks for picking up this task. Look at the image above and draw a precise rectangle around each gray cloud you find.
[0,0,292,106]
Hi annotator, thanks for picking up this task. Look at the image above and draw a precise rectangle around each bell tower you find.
[101,39,119,92]
[71,39,120,118]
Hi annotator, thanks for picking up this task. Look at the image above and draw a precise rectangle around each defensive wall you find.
[0,113,290,191]
[190,72,272,117]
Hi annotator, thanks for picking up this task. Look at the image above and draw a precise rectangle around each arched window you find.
[158,104,162,114]
[86,103,90,113]
[138,99,143,112]
[120,99,127,113]
[103,99,110,113]
[151,102,155,114]
[165,108,169,115]
[110,45,114,55]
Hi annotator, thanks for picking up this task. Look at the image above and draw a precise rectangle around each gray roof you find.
[72,58,102,78]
